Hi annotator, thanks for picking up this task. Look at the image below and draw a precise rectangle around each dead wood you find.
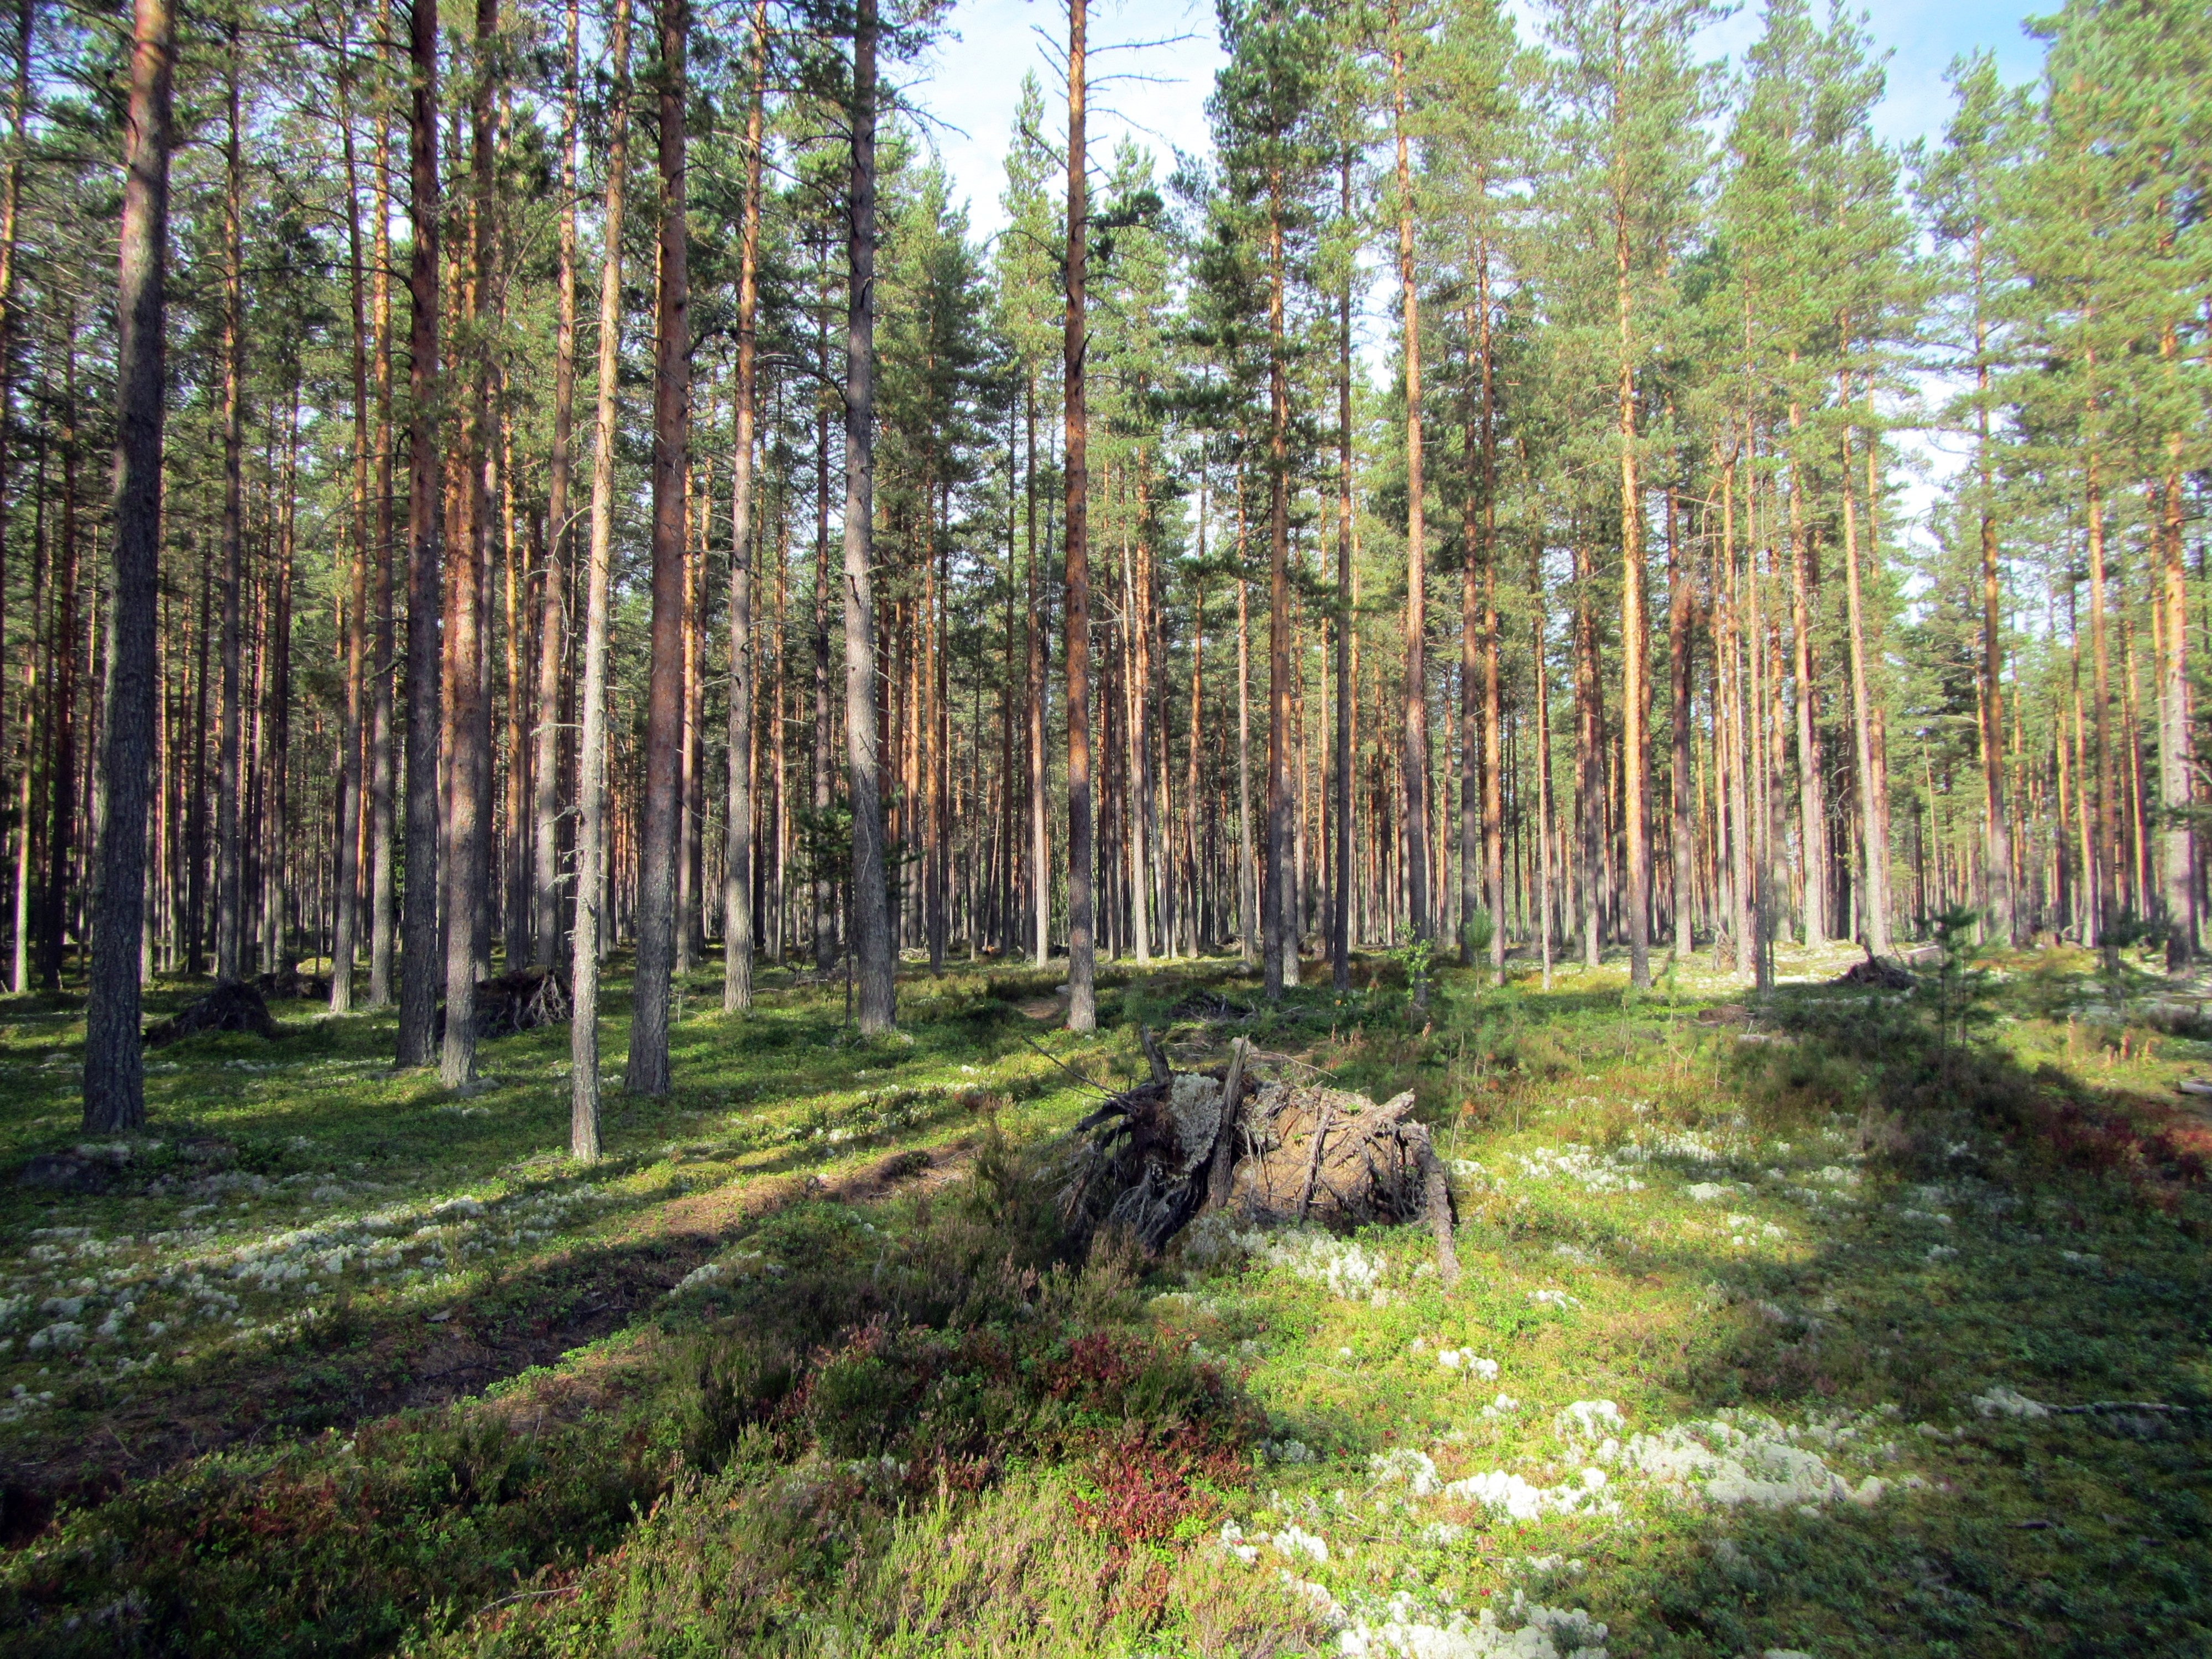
[144,980,280,1048]
[1059,1044,1456,1280]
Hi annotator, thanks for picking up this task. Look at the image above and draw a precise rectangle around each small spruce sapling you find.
[1920,905,1999,1065]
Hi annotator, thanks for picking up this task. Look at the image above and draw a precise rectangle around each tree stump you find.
[1060,1032,1458,1281]
[144,980,280,1048]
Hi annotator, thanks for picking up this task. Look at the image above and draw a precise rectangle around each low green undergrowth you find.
[1,942,2209,1656]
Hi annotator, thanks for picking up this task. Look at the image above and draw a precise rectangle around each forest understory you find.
[0,942,2206,1657]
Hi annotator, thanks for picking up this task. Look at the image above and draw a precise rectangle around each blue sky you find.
[897,0,2052,243]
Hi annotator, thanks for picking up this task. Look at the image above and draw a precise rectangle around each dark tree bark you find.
[367,0,399,1007]
[82,0,174,1134]
[722,0,766,1013]
[534,0,579,968]
[439,0,502,1088]
[1063,0,1094,1031]
[625,0,689,1091]
[842,0,894,1035]
[215,38,245,982]
[395,0,444,1068]
[330,69,372,1011]
[0,0,27,993]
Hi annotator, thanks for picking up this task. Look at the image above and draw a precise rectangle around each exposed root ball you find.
[1059,1037,1457,1281]
[144,980,280,1048]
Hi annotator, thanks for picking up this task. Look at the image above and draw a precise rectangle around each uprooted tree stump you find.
[436,968,572,1044]
[254,966,332,1001]
[144,980,281,1048]
[1058,1034,1458,1284]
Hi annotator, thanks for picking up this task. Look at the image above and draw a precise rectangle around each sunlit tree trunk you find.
[841,0,894,1034]
[570,0,631,1156]
[1390,36,1428,952]
[1265,172,1295,995]
[1062,0,1095,1030]
[1838,363,1889,955]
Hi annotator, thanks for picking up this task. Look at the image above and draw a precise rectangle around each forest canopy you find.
[7,0,2205,1132]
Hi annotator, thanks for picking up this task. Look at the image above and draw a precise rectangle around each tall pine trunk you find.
[625,0,690,1090]
[441,0,500,1089]
[1611,170,1651,988]
[1971,228,2011,947]
[215,41,246,983]
[571,0,631,1155]
[1391,38,1428,951]
[1333,159,1353,991]
[1264,174,1294,996]
[395,0,444,1067]
[722,0,766,1012]
[2157,319,2193,968]
[331,74,372,1011]
[1062,0,1095,1030]
[841,0,894,1034]
[1838,364,1888,954]
[83,0,173,1133]
[367,0,399,1007]
[533,0,578,968]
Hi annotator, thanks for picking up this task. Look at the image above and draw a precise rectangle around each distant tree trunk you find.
[0,0,25,990]
[1668,484,1694,959]
[215,40,246,983]
[625,0,689,1091]
[534,0,578,968]
[2086,434,2117,968]
[441,0,500,1089]
[40,326,78,994]
[1026,376,1048,964]
[1970,229,2011,948]
[266,395,296,971]
[1062,0,1095,1031]
[1612,180,1650,989]
[810,301,834,974]
[1237,550,1254,963]
[83,0,173,1134]
[330,74,373,1011]
[841,0,894,1034]
[395,0,444,1067]
[723,0,766,1013]
[1264,173,1294,997]
[571,0,630,1156]
[1334,166,1353,992]
[1785,389,1824,949]
[1528,502,1553,989]
[1838,366,1888,956]
[2158,445,2193,967]
[1574,526,1601,967]
[500,427,529,971]
[367,0,399,1007]
[1390,36,1428,952]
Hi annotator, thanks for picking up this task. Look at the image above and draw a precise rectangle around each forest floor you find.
[0,935,2208,1656]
